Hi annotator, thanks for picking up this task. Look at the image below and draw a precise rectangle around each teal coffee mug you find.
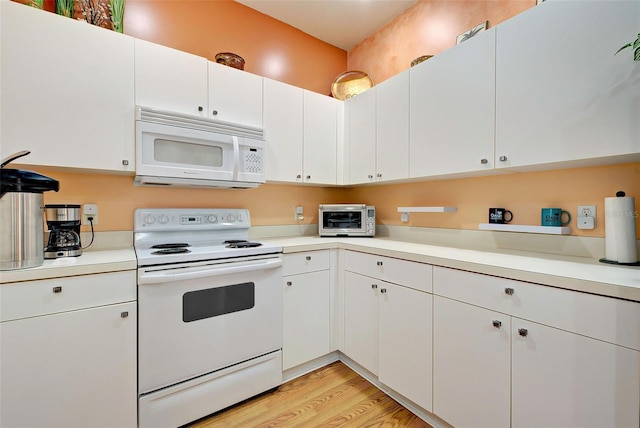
[541,208,571,226]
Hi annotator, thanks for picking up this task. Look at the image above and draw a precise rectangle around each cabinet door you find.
[410,29,496,178]
[0,1,135,172]
[495,1,640,169]
[376,70,409,182]
[347,88,377,184]
[378,282,432,411]
[263,78,304,182]
[512,319,639,428]
[282,270,331,370]
[433,296,510,427]
[0,302,137,428]
[208,61,263,128]
[303,91,338,184]
[343,271,378,374]
[134,39,208,117]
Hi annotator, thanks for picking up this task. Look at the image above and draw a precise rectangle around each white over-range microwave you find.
[318,204,376,237]
[135,106,266,189]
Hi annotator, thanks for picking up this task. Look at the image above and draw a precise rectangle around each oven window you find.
[322,211,363,229]
[182,282,255,322]
[154,138,223,167]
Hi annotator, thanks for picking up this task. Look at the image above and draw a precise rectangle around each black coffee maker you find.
[44,204,82,258]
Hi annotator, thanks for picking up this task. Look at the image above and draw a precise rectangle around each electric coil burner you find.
[134,208,283,428]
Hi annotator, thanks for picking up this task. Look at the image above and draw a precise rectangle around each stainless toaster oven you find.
[318,204,375,237]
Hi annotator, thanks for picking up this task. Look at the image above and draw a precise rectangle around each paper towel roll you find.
[604,195,638,263]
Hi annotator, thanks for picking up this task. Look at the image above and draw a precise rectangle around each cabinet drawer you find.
[433,267,640,350]
[283,250,330,276]
[0,270,136,322]
[344,250,432,293]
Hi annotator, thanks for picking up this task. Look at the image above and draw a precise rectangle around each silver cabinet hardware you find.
[286,281,292,286]
[504,287,515,295]
[371,284,378,289]
[296,174,301,179]
[212,110,218,116]
[481,158,488,164]
[120,311,129,318]
[492,320,502,328]
[198,106,203,112]
[518,328,528,337]
[306,175,311,180]
[376,261,383,266]
[52,286,62,293]
[305,256,311,261]
[376,173,382,178]
[499,155,508,162]
[122,159,129,166]
[380,288,387,294]
[368,174,373,179]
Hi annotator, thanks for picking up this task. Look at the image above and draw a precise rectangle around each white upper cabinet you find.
[410,28,496,178]
[134,39,208,117]
[208,61,263,128]
[376,70,409,182]
[303,90,339,185]
[495,0,640,170]
[0,1,135,173]
[347,88,377,184]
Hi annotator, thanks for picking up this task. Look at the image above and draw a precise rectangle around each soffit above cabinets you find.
[235,0,419,51]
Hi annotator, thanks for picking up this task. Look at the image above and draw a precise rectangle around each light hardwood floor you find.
[187,361,432,428]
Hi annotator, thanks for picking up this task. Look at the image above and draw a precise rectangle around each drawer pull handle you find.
[518,328,528,337]
[306,256,311,261]
[52,286,62,293]
[376,261,383,266]
[286,281,293,286]
[480,158,488,164]
[499,155,508,162]
[371,284,378,289]
[492,320,502,328]
[121,311,129,318]
[380,288,387,294]
[504,287,514,295]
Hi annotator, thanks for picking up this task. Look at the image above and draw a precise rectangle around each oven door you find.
[138,255,283,394]
[320,209,366,236]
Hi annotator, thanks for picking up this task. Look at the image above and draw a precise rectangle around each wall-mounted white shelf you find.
[479,223,571,235]
[397,207,457,213]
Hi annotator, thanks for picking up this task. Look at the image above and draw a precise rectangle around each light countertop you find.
[1,238,638,302]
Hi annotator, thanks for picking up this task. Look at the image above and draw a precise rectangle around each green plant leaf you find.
[615,42,632,55]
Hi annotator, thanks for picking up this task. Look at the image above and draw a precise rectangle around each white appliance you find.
[135,106,266,189]
[318,204,376,237]
[134,208,283,428]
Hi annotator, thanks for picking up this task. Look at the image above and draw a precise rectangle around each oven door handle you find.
[138,258,282,285]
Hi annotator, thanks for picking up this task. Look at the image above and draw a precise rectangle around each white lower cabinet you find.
[433,266,640,428]
[343,252,433,411]
[0,271,137,428]
[282,251,332,370]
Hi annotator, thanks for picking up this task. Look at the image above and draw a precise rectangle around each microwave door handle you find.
[232,136,240,181]
[138,258,283,285]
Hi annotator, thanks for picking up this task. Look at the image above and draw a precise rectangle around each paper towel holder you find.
[599,190,640,266]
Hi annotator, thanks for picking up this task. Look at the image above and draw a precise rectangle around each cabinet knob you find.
[380,288,387,294]
[212,110,218,116]
[480,158,488,164]
[286,281,292,286]
[492,320,502,328]
[376,173,382,178]
[499,155,508,162]
[371,284,378,289]
[122,159,129,166]
[376,261,383,266]
[504,287,515,295]
[518,328,528,337]
[306,175,311,180]
[198,106,203,112]
[52,286,62,293]
[120,311,129,318]
[296,174,302,179]
[305,256,311,261]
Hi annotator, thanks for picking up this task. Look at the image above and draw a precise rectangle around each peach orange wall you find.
[348,0,534,85]
[347,162,640,239]
[123,0,346,95]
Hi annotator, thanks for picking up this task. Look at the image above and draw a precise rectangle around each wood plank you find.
[187,361,432,428]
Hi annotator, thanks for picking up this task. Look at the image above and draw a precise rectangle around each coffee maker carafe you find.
[44,204,82,258]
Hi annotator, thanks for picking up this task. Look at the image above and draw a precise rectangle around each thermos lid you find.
[0,168,60,196]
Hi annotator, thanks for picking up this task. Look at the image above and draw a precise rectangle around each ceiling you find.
[235,0,419,51]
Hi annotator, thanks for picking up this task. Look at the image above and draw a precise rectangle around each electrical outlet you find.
[83,203,98,225]
[577,205,595,230]
[401,212,410,223]
[295,206,304,221]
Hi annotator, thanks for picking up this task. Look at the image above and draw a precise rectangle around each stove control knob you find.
[228,214,236,222]
[157,215,169,224]
[207,215,218,224]
[144,214,156,225]
[236,212,243,222]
